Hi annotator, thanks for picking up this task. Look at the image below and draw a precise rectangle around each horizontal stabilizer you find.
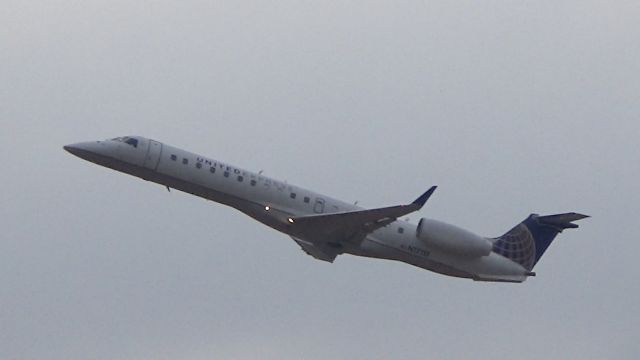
[537,213,589,230]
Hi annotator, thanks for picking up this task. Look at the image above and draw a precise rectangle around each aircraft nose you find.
[63,144,76,153]
[63,141,101,160]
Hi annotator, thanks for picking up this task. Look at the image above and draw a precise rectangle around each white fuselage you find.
[65,136,529,282]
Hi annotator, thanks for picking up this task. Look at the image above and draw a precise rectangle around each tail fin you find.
[492,213,589,270]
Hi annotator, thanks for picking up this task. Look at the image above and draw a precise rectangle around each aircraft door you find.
[143,140,162,170]
[313,198,325,213]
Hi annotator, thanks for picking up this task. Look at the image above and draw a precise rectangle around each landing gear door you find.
[143,139,162,170]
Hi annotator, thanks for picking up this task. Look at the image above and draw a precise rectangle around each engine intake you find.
[416,218,492,258]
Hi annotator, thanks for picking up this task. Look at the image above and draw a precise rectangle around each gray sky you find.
[1,1,639,359]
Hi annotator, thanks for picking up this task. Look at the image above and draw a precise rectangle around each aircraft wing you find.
[289,186,437,253]
[291,236,339,263]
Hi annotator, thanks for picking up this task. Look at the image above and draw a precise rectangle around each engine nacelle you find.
[416,218,492,258]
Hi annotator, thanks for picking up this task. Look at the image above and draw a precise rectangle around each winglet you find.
[412,186,437,209]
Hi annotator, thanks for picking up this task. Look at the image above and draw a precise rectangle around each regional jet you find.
[64,136,587,283]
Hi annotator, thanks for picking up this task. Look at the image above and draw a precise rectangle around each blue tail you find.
[492,213,588,270]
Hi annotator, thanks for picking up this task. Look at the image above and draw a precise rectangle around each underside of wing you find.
[291,236,338,263]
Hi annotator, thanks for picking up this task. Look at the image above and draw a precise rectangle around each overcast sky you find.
[1,1,639,359]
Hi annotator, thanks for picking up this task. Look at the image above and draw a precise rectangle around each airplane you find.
[64,136,588,283]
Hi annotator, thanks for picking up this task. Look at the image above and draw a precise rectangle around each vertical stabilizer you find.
[492,213,588,270]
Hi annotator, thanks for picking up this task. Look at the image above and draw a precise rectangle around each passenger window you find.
[196,162,202,169]
[303,196,310,203]
[237,176,243,182]
[170,154,177,161]
[210,167,216,173]
[290,193,296,199]
[182,158,188,165]
[224,171,229,178]
[250,180,256,186]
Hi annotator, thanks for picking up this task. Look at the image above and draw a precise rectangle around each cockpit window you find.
[124,137,138,148]
[111,136,138,148]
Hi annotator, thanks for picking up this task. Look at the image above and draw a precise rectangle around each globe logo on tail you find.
[492,224,536,271]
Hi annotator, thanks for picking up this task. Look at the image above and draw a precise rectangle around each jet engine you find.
[416,218,492,258]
